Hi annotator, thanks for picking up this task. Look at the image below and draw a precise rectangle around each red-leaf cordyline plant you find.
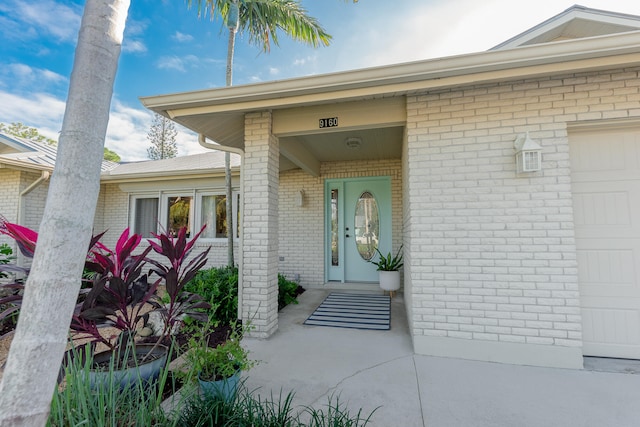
[70,226,211,363]
[70,228,158,351]
[0,216,37,258]
[0,216,212,365]
[147,225,211,339]
[0,216,103,338]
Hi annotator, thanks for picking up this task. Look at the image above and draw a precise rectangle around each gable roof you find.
[492,5,640,50]
[0,132,119,173]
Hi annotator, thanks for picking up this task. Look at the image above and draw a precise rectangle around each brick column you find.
[241,111,279,337]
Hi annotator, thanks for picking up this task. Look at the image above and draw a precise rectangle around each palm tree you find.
[0,0,131,424]
[190,0,334,266]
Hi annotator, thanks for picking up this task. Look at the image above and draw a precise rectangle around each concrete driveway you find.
[244,289,640,427]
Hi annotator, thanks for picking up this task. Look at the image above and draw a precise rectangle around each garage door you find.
[570,126,640,359]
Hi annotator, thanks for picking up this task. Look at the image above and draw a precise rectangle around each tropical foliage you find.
[369,246,404,271]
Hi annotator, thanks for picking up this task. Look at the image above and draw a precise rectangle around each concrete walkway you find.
[244,289,640,427]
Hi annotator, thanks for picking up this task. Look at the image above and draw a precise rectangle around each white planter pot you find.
[379,270,401,291]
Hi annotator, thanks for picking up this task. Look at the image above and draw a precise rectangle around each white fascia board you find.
[100,168,230,183]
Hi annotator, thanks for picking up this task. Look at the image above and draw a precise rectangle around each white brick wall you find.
[242,112,279,337]
[406,67,640,367]
[0,169,20,250]
[278,159,402,287]
[20,171,50,231]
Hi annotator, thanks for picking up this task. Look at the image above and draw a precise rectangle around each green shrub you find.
[185,267,303,325]
[177,386,297,426]
[304,394,377,427]
[0,243,13,279]
[278,274,301,310]
[184,266,239,326]
[175,387,375,427]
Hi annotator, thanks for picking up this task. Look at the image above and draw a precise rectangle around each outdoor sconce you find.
[296,189,305,207]
[514,133,542,173]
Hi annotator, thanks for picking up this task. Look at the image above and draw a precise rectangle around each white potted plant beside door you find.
[370,245,403,297]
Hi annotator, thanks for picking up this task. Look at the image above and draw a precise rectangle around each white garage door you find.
[571,126,640,359]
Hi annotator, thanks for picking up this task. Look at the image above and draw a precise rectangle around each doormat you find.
[304,292,390,330]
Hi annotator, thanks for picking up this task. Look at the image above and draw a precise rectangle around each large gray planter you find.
[89,343,169,390]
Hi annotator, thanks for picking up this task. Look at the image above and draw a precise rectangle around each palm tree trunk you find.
[0,0,130,424]
[226,152,234,266]
[226,25,237,86]
[225,6,238,266]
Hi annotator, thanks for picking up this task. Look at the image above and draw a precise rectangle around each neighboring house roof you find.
[0,132,235,182]
[141,5,640,152]
[492,5,640,50]
[0,132,119,173]
[102,150,240,181]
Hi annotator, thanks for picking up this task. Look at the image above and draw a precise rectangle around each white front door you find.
[326,177,392,283]
[571,126,640,359]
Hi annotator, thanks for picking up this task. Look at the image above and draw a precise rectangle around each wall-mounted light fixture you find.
[514,133,542,173]
[296,189,305,207]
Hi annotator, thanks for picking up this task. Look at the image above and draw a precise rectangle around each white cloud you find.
[269,67,279,76]
[1,0,81,43]
[123,39,147,53]
[0,90,65,140]
[173,31,194,42]
[0,89,205,162]
[293,55,317,67]
[156,54,202,72]
[157,56,187,72]
[0,63,67,94]
[40,69,66,84]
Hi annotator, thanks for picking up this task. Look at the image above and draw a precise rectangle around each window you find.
[167,196,192,237]
[200,194,227,238]
[131,190,239,240]
[132,196,159,238]
[198,192,240,240]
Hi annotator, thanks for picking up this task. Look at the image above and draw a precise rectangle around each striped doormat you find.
[304,292,390,330]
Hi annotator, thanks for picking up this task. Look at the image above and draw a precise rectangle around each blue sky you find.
[1,0,640,161]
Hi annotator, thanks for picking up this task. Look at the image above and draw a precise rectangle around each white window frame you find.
[196,190,240,241]
[160,191,196,237]
[130,189,239,241]
[130,193,160,238]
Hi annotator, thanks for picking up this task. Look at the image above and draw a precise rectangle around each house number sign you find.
[319,117,338,128]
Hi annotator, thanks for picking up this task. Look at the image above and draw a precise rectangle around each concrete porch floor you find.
[243,289,640,427]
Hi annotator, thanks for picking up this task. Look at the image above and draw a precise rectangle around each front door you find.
[326,177,392,282]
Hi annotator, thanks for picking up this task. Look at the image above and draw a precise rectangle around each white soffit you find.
[493,5,640,50]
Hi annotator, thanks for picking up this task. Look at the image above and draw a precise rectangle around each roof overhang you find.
[99,168,230,183]
[141,30,640,151]
[0,157,53,173]
[493,5,640,50]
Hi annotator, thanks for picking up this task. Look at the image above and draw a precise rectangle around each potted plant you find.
[69,226,211,387]
[183,322,255,401]
[0,217,213,388]
[369,245,403,296]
